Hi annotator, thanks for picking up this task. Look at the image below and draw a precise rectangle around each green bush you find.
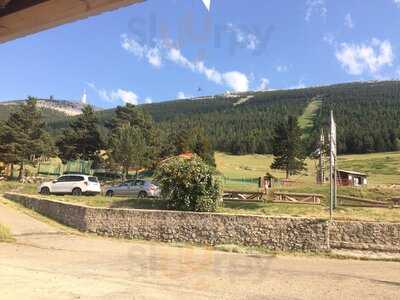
[155,156,222,212]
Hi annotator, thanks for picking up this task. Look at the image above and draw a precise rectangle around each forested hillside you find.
[147,81,400,155]
[315,82,400,154]
[2,80,400,155]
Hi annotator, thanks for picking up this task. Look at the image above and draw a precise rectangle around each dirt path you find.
[0,200,399,300]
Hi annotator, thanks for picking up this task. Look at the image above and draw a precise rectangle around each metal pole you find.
[334,168,337,209]
[329,110,336,219]
[330,143,333,220]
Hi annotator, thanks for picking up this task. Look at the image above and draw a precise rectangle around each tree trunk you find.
[123,165,129,181]
[18,162,24,181]
[9,163,14,179]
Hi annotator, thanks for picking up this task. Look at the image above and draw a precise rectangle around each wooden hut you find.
[336,170,368,187]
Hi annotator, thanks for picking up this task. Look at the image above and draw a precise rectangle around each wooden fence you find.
[272,192,323,205]
[223,191,265,202]
[338,195,398,208]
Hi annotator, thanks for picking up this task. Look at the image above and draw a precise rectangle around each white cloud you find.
[121,34,162,68]
[394,0,400,7]
[305,0,327,21]
[289,80,306,90]
[226,23,260,50]
[121,35,250,92]
[144,97,153,104]
[344,13,355,29]
[146,48,162,68]
[257,78,270,91]
[111,89,139,105]
[177,92,192,100]
[276,65,288,72]
[222,72,250,92]
[88,83,141,105]
[335,38,394,75]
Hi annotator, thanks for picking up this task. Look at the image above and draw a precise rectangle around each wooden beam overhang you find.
[0,0,144,44]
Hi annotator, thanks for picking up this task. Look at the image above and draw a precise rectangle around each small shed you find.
[336,169,368,187]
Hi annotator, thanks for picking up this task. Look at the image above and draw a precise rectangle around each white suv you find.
[38,174,101,196]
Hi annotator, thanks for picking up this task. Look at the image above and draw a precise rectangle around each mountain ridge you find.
[0,98,102,117]
[2,80,400,156]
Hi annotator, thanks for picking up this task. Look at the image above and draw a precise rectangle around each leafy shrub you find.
[155,156,222,212]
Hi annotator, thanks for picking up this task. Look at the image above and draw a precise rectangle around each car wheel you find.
[72,188,82,196]
[105,190,114,197]
[40,187,50,195]
[138,191,147,199]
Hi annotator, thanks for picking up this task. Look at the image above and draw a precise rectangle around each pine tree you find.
[161,127,216,166]
[56,105,103,164]
[107,103,160,164]
[192,128,215,166]
[174,127,192,154]
[0,97,55,179]
[108,124,146,180]
[271,116,307,179]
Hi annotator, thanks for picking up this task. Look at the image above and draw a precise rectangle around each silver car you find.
[105,179,160,198]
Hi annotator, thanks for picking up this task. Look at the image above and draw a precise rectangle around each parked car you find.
[105,179,160,198]
[38,174,101,196]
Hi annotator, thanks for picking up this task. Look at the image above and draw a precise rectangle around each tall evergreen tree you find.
[56,106,103,164]
[192,128,215,166]
[161,127,215,166]
[107,103,160,164]
[271,116,307,178]
[0,97,55,178]
[108,124,146,180]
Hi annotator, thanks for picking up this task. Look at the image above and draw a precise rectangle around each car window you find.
[88,177,98,183]
[69,176,84,182]
[136,180,145,186]
[57,176,68,182]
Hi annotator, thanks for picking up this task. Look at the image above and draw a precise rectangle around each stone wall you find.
[5,193,88,230]
[83,207,329,251]
[330,221,400,252]
[4,193,400,253]
[4,193,329,252]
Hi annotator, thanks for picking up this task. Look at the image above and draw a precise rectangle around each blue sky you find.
[1,0,400,108]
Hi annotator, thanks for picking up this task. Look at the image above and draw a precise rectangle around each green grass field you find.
[298,99,322,138]
[215,151,400,188]
[1,150,400,222]
[215,150,400,221]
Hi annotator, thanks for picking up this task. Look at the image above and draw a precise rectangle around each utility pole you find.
[317,129,325,184]
[330,111,337,219]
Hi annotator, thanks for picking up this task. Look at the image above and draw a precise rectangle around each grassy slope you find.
[215,151,400,221]
[216,151,400,187]
[215,151,400,209]
[2,151,400,222]
[2,181,399,222]
[298,99,322,138]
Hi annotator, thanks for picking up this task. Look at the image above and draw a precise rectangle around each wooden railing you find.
[272,192,323,205]
[223,191,265,202]
[391,197,400,208]
[338,195,396,208]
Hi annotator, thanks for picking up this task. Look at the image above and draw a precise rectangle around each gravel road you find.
[0,200,399,300]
